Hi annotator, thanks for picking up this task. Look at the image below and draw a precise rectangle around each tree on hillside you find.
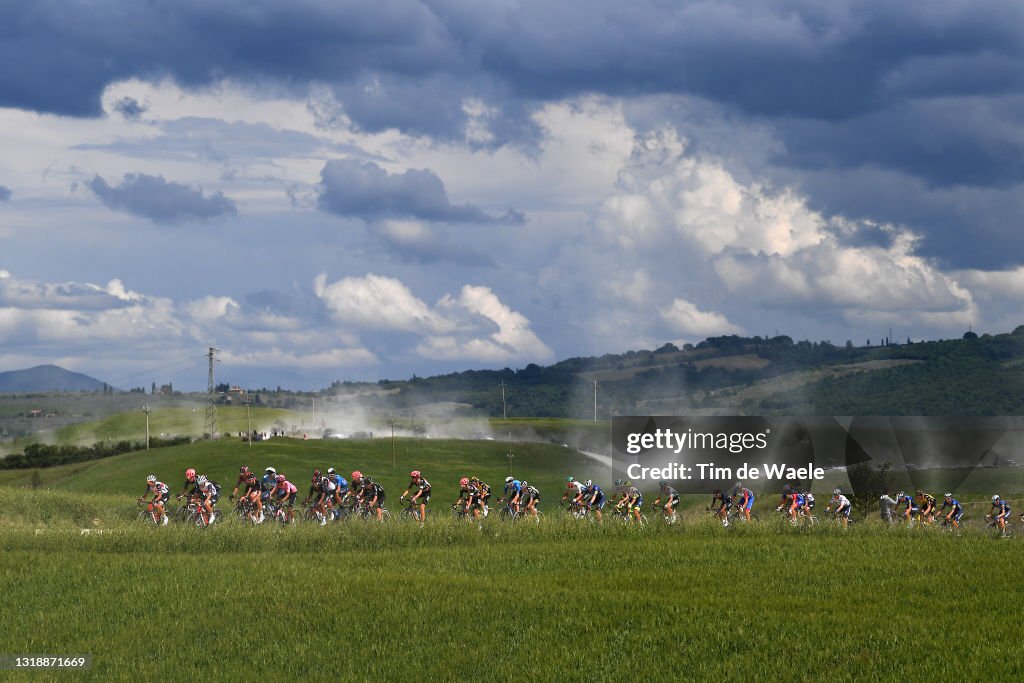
[846,462,890,519]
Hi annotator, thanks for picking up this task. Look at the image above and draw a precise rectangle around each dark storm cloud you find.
[0,185,10,202]
[112,96,146,119]
[318,159,521,224]
[4,1,1024,267]
[88,173,237,223]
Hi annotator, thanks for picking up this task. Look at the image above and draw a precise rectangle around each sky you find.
[2,0,1024,391]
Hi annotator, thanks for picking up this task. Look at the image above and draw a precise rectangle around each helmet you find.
[327,467,336,475]
[658,480,668,487]
[197,475,208,486]
[460,477,469,486]
[265,467,276,475]
[614,478,623,487]
[565,476,574,483]
[896,491,904,499]
[470,475,479,482]
[352,471,362,480]
[505,476,514,484]
[185,468,196,480]
[410,470,421,478]
[783,484,792,493]
[313,469,321,478]
[944,492,952,498]
[584,480,593,488]
[993,494,1000,501]
[276,474,286,483]
[833,488,842,495]
[624,481,632,488]
[146,474,156,483]
[521,480,528,487]
[240,466,249,475]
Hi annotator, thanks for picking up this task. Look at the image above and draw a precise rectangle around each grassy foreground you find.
[2,488,1024,681]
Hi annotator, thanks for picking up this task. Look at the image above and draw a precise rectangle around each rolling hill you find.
[0,364,109,393]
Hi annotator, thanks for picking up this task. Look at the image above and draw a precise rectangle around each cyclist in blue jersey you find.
[327,467,348,514]
[502,476,523,512]
[940,493,963,528]
[895,491,918,523]
[991,494,1012,534]
[260,468,278,503]
[579,479,606,523]
[734,483,755,521]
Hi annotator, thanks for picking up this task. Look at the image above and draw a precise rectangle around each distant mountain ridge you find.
[0,365,109,393]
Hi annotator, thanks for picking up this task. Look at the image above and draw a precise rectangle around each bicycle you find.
[136,499,168,526]
[651,504,681,525]
[727,506,759,524]
[561,500,590,520]
[497,501,521,522]
[613,504,647,526]
[400,500,425,522]
[985,513,1013,537]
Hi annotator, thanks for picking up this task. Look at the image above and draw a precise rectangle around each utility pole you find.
[500,380,507,419]
[593,380,598,422]
[204,347,219,439]
[142,403,151,450]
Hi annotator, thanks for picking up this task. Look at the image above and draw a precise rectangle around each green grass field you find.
[3,438,1024,680]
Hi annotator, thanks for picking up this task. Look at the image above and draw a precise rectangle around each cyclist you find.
[895,491,918,523]
[267,474,298,522]
[618,481,644,524]
[709,488,732,526]
[229,466,253,503]
[561,476,585,507]
[991,494,1012,534]
[940,493,963,528]
[138,474,170,525]
[362,477,386,521]
[580,479,606,522]
[260,468,278,502]
[734,483,755,521]
[453,477,473,517]
[653,480,680,524]
[825,488,852,528]
[327,468,349,515]
[176,468,200,501]
[195,475,220,527]
[502,476,523,513]
[803,489,815,515]
[400,470,431,522]
[916,489,937,524]
[471,476,492,515]
[304,470,334,526]
[238,469,264,523]
[520,480,541,519]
